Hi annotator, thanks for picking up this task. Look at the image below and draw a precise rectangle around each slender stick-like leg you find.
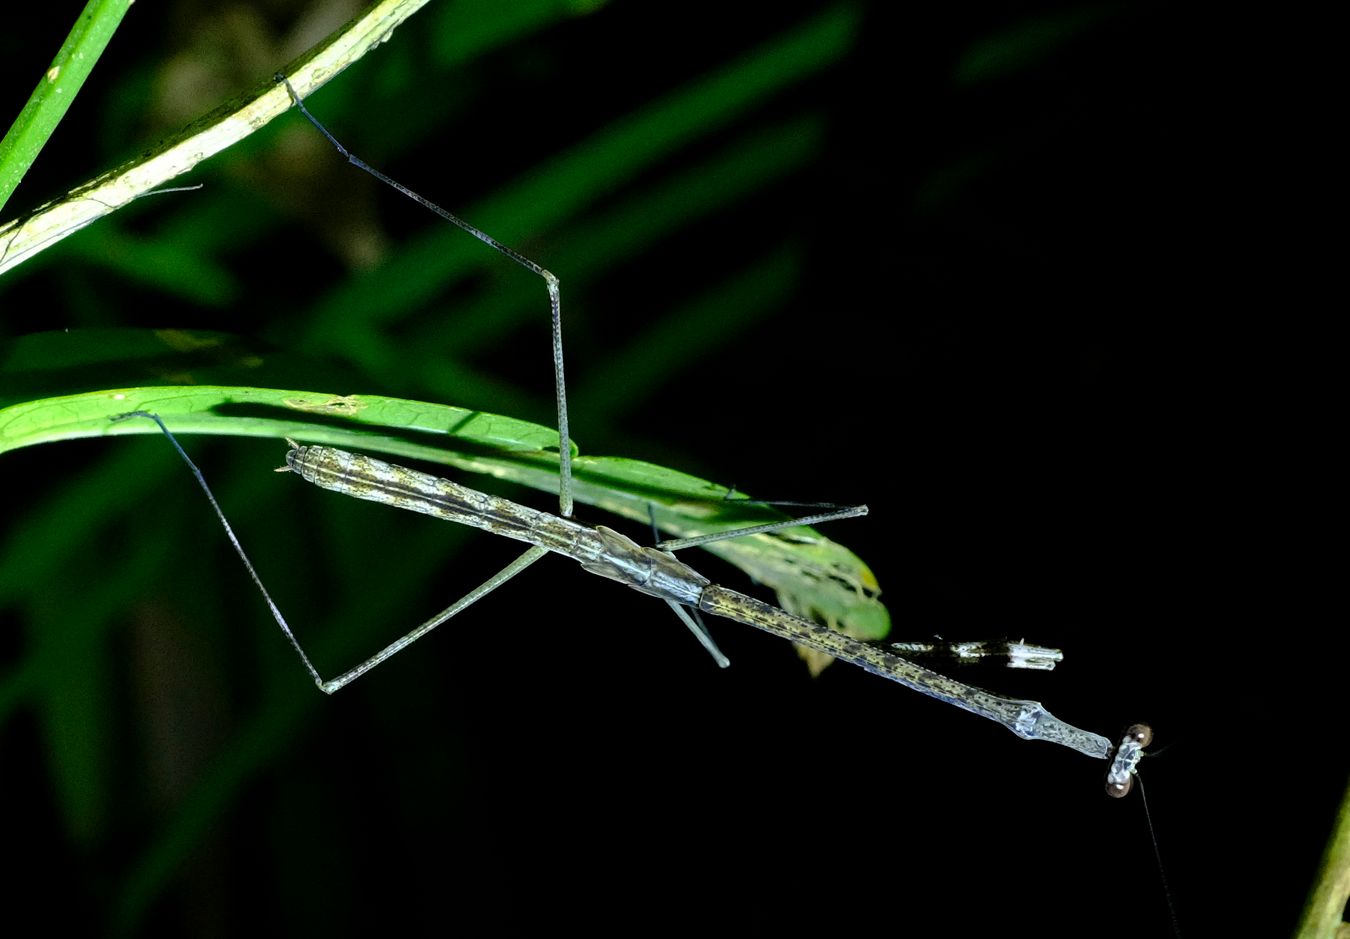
[655,503,868,552]
[645,500,867,665]
[275,74,574,518]
[643,505,729,667]
[664,600,731,669]
[890,639,1064,671]
[652,501,870,664]
[113,411,547,693]
[320,544,547,693]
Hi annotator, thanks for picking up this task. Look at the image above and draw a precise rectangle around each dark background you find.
[0,2,1332,936]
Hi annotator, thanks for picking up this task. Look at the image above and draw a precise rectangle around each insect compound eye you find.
[1126,723,1154,748]
[1105,775,1135,798]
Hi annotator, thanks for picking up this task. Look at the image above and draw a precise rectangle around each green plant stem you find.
[0,0,134,217]
[1297,772,1350,939]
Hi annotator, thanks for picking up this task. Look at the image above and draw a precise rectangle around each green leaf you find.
[1,367,888,643]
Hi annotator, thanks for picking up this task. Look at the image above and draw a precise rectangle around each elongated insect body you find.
[117,70,1145,784]
[287,445,596,556]
[287,444,711,606]
[284,441,1113,760]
